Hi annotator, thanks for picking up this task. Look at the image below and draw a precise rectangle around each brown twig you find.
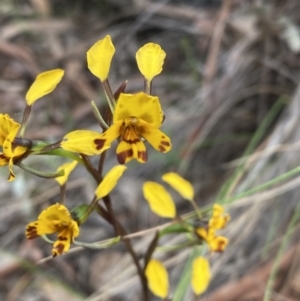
[203,0,233,86]
[83,155,149,300]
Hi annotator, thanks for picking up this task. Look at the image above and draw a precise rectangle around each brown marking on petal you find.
[158,140,171,153]
[215,239,227,252]
[161,141,171,147]
[124,138,140,144]
[121,124,141,144]
[117,149,133,164]
[138,150,148,162]
[94,139,106,150]
[52,243,65,257]
[159,145,166,152]
[215,244,225,252]
[57,235,68,241]
[26,225,38,239]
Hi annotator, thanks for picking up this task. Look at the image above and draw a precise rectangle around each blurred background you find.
[1,0,300,300]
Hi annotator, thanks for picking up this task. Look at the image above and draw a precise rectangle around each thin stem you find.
[228,165,300,203]
[81,154,101,182]
[114,80,128,100]
[95,203,149,300]
[59,184,66,204]
[18,163,64,178]
[102,79,116,112]
[144,78,152,95]
[19,105,31,138]
[91,100,109,130]
[190,199,202,220]
[98,150,106,174]
[82,157,149,300]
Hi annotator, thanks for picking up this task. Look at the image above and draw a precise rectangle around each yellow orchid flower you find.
[196,227,229,252]
[26,203,79,257]
[196,204,230,252]
[0,114,27,181]
[60,95,171,164]
[97,92,171,164]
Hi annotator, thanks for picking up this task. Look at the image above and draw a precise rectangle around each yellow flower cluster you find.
[0,33,230,301]
[26,165,126,256]
[142,172,230,298]
[0,34,172,257]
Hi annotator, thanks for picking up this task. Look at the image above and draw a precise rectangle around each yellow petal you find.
[98,122,122,148]
[26,69,64,105]
[191,257,211,295]
[52,227,72,256]
[209,204,230,230]
[52,221,79,257]
[113,92,163,127]
[70,220,80,238]
[26,219,59,239]
[212,204,225,217]
[136,43,166,81]
[145,259,169,299]
[143,182,176,218]
[162,172,194,201]
[87,35,115,81]
[138,120,171,153]
[3,130,27,157]
[209,214,230,230]
[208,236,229,252]
[61,130,110,155]
[196,227,209,240]
[95,165,127,200]
[55,160,78,186]
[0,114,20,144]
[37,203,73,224]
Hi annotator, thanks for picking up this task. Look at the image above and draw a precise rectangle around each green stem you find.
[18,163,64,179]
[19,104,31,138]
[144,78,152,95]
[217,96,287,202]
[263,202,300,301]
[227,165,300,204]
[91,100,109,130]
[102,79,116,112]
